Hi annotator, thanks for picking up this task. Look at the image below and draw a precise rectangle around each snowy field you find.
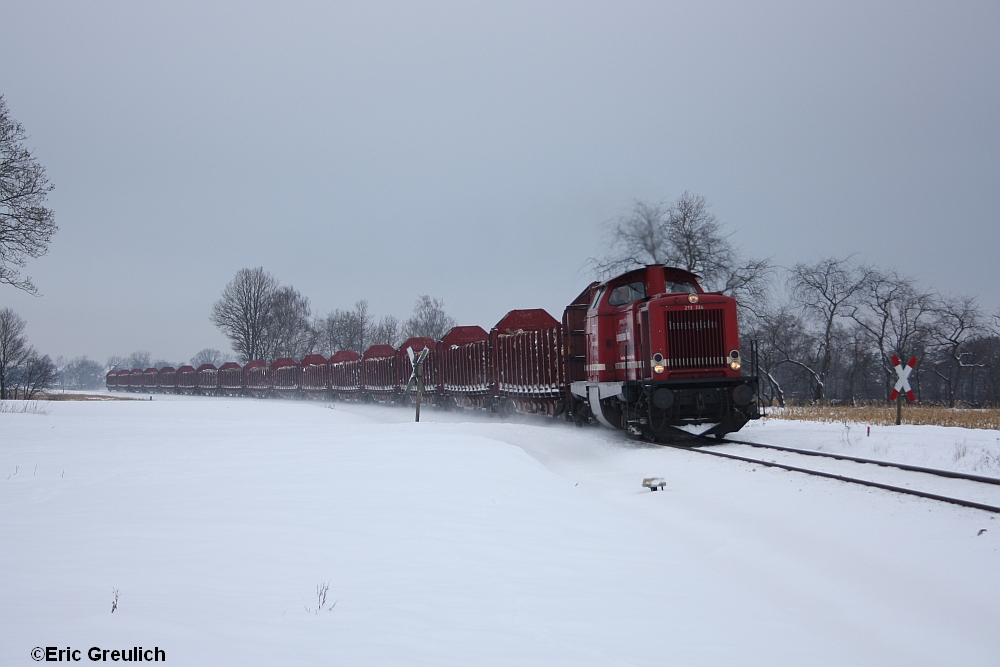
[2,396,999,666]
[738,413,1000,477]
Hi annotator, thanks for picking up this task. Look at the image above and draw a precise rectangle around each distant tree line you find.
[595,193,1000,408]
[54,356,105,390]
[208,267,456,364]
[743,257,1000,408]
[0,307,56,399]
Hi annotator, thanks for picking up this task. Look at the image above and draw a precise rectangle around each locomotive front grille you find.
[665,309,726,369]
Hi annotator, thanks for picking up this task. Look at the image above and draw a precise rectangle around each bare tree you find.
[0,96,58,295]
[318,300,373,356]
[108,351,152,370]
[788,257,868,400]
[59,356,104,390]
[402,296,457,341]
[190,348,225,367]
[0,307,55,398]
[749,304,831,405]
[717,257,775,320]
[977,312,1000,406]
[370,315,401,347]
[0,307,29,399]
[926,295,985,407]
[10,351,56,399]
[849,268,934,400]
[591,201,671,277]
[590,192,772,307]
[129,351,152,370]
[743,305,800,406]
[210,267,278,363]
[661,192,736,287]
[265,285,315,360]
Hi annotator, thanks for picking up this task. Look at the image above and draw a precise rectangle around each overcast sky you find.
[1,0,997,364]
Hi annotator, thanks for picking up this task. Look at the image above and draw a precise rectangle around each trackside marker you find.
[889,355,917,403]
[405,347,430,422]
[889,354,918,425]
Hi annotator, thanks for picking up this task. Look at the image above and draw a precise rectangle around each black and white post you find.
[405,347,430,423]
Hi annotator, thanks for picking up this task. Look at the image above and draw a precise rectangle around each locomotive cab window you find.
[589,286,606,310]
[665,280,698,294]
[607,281,646,306]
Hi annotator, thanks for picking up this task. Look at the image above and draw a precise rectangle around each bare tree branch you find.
[590,193,773,311]
[210,267,278,363]
[402,296,456,341]
[0,96,57,295]
[0,307,29,399]
[788,256,868,399]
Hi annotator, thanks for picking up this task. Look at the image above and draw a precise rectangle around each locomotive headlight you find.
[652,353,665,374]
[729,360,741,371]
[729,349,741,370]
[688,293,699,304]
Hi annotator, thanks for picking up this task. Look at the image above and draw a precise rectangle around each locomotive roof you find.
[599,265,702,287]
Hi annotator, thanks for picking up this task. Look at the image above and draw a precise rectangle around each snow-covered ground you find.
[738,415,1000,477]
[2,396,998,666]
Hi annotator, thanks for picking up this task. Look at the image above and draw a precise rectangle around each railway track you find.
[662,436,1000,514]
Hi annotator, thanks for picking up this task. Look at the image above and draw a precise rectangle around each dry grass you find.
[34,392,138,402]
[767,405,1000,431]
[0,401,50,415]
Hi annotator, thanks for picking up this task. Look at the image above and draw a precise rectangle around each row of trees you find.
[210,267,456,364]
[596,193,1000,407]
[0,307,57,399]
[746,258,1000,408]
[0,313,115,394]
[54,356,105,390]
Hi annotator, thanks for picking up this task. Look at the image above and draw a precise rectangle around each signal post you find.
[889,355,917,425]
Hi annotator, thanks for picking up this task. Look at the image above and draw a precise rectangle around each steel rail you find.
[662,443,1000,514]
[713,437,1000,486]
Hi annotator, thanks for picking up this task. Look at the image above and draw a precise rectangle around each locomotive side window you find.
[589,286,606,310]
[608,281,646,306]
[665,280,698,294]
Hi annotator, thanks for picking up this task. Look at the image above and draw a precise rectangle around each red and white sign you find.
[889,355,917,403]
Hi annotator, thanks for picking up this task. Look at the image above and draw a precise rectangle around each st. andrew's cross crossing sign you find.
[889,355,917,403]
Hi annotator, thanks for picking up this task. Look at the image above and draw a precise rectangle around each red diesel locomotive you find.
[107,265,760,440]
[565,264,758,438]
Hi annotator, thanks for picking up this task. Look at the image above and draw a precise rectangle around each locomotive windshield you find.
[608,281,646,306]
[665,280,698,294]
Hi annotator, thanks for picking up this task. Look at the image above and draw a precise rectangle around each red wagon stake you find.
[300,355,330,397]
